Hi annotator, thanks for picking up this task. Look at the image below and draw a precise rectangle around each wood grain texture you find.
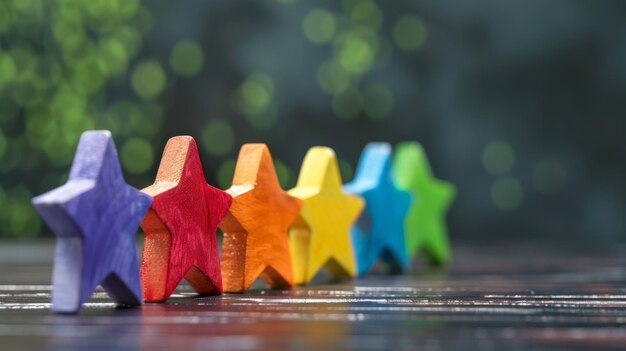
[393,142,456,265]
[4,242,626,351]
[31,130,151,314]
[344,142,412,276]
[140,136,231,302]
[288,147,364,284]
[219,144,302,292]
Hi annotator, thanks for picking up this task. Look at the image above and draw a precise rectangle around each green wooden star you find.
[392,142,456,265]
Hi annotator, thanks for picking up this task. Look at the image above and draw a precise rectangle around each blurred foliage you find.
[303,0,417,121]
[0,0,201,237]
[1,0,624,243]
[232,72,277,130]
[0,0,572,237]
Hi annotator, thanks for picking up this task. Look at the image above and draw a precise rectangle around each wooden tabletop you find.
[1,241,626,350]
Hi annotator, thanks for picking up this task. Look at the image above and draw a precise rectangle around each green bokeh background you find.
[1,0,624,243]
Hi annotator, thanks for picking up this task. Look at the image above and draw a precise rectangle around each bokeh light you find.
[170,40,205,77]
[201,119,235,156]
[0,53,16,88]
[121,137,154,174]
[349,0,383,31]
[112,26,142,58]
[303,9,336,45]
[232,73,277,129]
[317,60,350,94]
[482,141,515,175]
[97,38,129,77]
[491,177,524,211]
[307,2,390,120]
[393,15,427,51]
[336,31,376,75]
[131,60,166,100]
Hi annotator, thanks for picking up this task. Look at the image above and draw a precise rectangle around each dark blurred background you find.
[0,0,624,244]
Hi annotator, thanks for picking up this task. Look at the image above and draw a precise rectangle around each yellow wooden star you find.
[288,147,364,284]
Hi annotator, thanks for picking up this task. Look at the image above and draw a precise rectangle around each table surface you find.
[1,241,626,351]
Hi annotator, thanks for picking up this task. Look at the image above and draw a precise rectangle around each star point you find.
[219,144,302,292]
[344,142,412,276]
[32,130,151,314]
[140,136,231,302]
[393,142,456,265]
[288,147,364,284]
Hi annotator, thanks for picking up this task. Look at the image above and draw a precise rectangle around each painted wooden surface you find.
[393,142,456,265]
[344,143,412,276]
[31,131,152,314]
[219,144,302,293]
[140,136,231,302]
[2,242,626,350]
[288,147,364,284]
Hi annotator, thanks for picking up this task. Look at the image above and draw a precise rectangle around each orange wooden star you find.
[219,144,303,293]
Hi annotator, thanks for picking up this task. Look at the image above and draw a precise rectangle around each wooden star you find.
[32,131,152,313]
[140,136,232,302]
[393,142,456,265]
[344,142,412,276]
[219,144,302,292]
[288,147,364,284]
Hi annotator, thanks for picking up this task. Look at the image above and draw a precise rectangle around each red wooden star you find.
[140,136,232,302]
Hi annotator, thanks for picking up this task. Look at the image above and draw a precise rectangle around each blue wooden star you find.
[344,142,412,276]
[32,131,152,314]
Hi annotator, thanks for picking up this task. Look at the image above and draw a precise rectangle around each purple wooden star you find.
[32,131,152,314]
